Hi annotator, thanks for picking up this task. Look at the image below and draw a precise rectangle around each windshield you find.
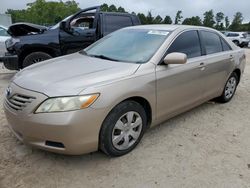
[50,15,73,30]
[84,29,170,63]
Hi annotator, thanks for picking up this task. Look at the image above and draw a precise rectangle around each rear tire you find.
[23,52,52,68]
[99,100,147,157]
[216,72,239,103]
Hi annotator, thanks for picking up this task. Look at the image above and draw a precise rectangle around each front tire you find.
[99,101,147,157]
[217,72,239,103]
[23,52,52,68]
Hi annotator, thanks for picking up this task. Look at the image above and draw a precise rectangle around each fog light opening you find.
[45,141,65,148]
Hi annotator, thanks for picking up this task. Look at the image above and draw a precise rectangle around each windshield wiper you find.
[90,54,119,62]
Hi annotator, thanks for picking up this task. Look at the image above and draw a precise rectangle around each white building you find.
[0,14,12,27]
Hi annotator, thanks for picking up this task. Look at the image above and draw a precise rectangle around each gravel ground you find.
[0,50,250,188]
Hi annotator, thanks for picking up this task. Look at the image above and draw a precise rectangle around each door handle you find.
[198,62,205,71]
[85,33,94,37]
[229,55,234,61]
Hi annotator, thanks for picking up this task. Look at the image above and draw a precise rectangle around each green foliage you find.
[154,15,163,24]
[215,12,224,30]
[175,10,183,24]
[182,16,202,26]
[146,11,154,24]
[203,10,215,27]
[6,0,80,25]
[5,1,249,31]
[100,4,126,13]
[137,13,147,24]
[230,12,244,31]
[225,16,230,29]
[163,15,172,24]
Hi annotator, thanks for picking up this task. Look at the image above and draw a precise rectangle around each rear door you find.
[101,14,134,36]
[199,30,235,99]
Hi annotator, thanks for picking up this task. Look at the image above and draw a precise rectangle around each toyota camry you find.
[4,25,246,156]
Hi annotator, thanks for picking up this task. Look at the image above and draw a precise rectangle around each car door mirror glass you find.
[163,52,187,65]
[60,21,68,31]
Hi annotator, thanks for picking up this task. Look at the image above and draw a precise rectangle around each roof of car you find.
[126,24,217,32]
[227,31,247,34]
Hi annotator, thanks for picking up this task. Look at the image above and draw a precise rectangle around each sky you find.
[1,0,250,23]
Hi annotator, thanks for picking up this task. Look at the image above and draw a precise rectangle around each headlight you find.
[35,94,99,113]
[5,38,20,49]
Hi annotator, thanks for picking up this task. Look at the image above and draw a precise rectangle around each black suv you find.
[3,6,140,70]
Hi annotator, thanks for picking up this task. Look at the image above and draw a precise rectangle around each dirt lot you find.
[0,50,250,188]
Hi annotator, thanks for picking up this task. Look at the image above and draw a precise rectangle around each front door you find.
[156,30,206,120]
[60,13,97,55]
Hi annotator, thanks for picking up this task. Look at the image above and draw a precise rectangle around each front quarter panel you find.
[80,62,157,124]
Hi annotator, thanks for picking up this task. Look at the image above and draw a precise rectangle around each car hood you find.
[13,53,140,96]
[8,22,48,37]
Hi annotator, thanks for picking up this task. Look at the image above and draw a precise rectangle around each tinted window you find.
[221,38,231,51]
[167,30,201,58]
[202,31,222,55]
[104,15,133,35]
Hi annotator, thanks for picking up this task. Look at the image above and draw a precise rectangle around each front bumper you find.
[3,83,107,155]
[2,52,19,70]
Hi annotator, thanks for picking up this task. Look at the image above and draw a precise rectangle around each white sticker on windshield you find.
[148,30,169,36]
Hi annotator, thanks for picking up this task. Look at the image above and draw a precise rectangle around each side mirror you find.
[163,52,187,65]
[60,21,68,31]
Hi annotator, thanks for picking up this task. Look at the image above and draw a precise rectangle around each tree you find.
[100,3,109,12]
[163,15,172,24]
[175,10,183,24]
[230,12,244,31]
[203,10,215,28]
[117,6,126,13]
[182,16,202,26]
[225,16,230,29]
[6,0,80,25]
[146,11,154,24]
[154,15,163,24]
[215,12,224,30]
[137,13,147,24]
[108,4,117,12]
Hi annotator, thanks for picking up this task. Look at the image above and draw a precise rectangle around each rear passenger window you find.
[221,38,231,51]
[202,31,222,55]
[104,15,133,35]
[167,30,201,58]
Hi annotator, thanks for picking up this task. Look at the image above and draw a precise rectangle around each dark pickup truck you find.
[2,6,140,70]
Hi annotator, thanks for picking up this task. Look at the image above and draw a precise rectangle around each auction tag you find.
[148,30,169,36]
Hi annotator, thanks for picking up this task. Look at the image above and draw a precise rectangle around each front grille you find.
[5,94,36,111]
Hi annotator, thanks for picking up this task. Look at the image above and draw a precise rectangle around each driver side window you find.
[167,30,202,59]
[70,15,94,31]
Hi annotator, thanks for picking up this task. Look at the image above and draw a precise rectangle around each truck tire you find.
[232,40,239,46]
[23,52,52,68]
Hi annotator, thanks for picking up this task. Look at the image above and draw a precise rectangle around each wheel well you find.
[233,69,241,83]
[19,47,57,67]
[123,97,152,128]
